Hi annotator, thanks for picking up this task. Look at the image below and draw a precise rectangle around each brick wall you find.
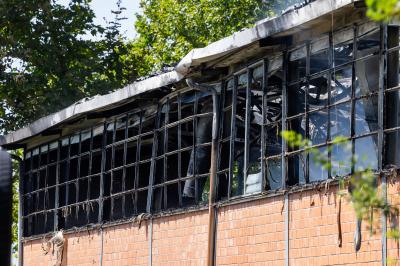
[216,196,285,265]
[23,181,399,266]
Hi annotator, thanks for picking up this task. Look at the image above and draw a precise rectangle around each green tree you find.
[132,0,275,74]
[0,0,139,134]
[366,0,400,21]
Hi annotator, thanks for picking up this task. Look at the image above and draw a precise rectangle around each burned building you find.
[3,0,400,265]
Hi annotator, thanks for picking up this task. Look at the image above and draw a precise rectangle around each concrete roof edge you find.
[0,71,184,147]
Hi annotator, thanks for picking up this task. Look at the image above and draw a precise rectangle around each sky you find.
[58,0,140,40]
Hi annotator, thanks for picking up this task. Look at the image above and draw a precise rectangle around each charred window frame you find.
[21,21,400,238]
[384,25,400,167]
[218,56,284,199]
[148,89,214,212]
[102,110,155,221]
[22,108,157,237]
[285,22,383,186]
[220,21,388,192]
[22,143,58,236]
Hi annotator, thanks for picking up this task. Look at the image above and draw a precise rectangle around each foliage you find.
[0,0,140,134]
[133,0,275,73]
[366,0,400,21]
[282,130,399,240]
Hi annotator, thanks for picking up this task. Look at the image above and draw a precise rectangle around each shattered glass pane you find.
[310,49,329,75]
[245,146,262,195]
[238,73,247,88]
[331,143,352,177]
[357,28,380,58]
[355,97,379,135]
[330,102,351,138]
[334,40,353,67]
[331,67,352,104]
[286,117,305,147]
[266,158,281,190]
[355,56,379,97]
[288,82,306,116]
[309,109,328,145]
[309,75,329,110]
[309,147,329,182]
[355,135,378,171]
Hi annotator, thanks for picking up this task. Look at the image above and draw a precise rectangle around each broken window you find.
[284,22,381,185]
[23,144,57,237]
[150,90,214,211]
[103,110,156,221]
[22,107,157,236]
[22,21,400,238]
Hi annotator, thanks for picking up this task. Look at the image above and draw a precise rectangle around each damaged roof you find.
[0,0,361,148]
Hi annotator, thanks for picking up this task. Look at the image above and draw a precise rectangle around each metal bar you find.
[282,50,290,266]
[305,42,310,183]
[177,94,183,207]
[228,76,238,199]
[87,128,93,222]
[110,120,116,219]
[384,126,400,133]
[193,92,199,203]
[65,137,71,226]
[379,23,388,266]
[152,143,212,159]
[163,100,169,209]
[29,150,33,237]
[282,52,288,189]
[327,31,333,179]
[134,113,143,214]
[45,144,50,230]
[233,60,264,76]
[216,80,226,199]
[75,132,82,221]
[385,85,400,93]
[98,122,107,223]
[54,140,60,230]
[378,24,386,172]
[244,68,253,194]
[122,115,128,218]
[186,79,219,266]
[350,25,358,174]
[146,105,162,213]
[261,59,269,190]
[37,146,42,230]
[150,112,213,132]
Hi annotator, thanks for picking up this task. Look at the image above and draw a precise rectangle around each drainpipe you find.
[186,79,219,266]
